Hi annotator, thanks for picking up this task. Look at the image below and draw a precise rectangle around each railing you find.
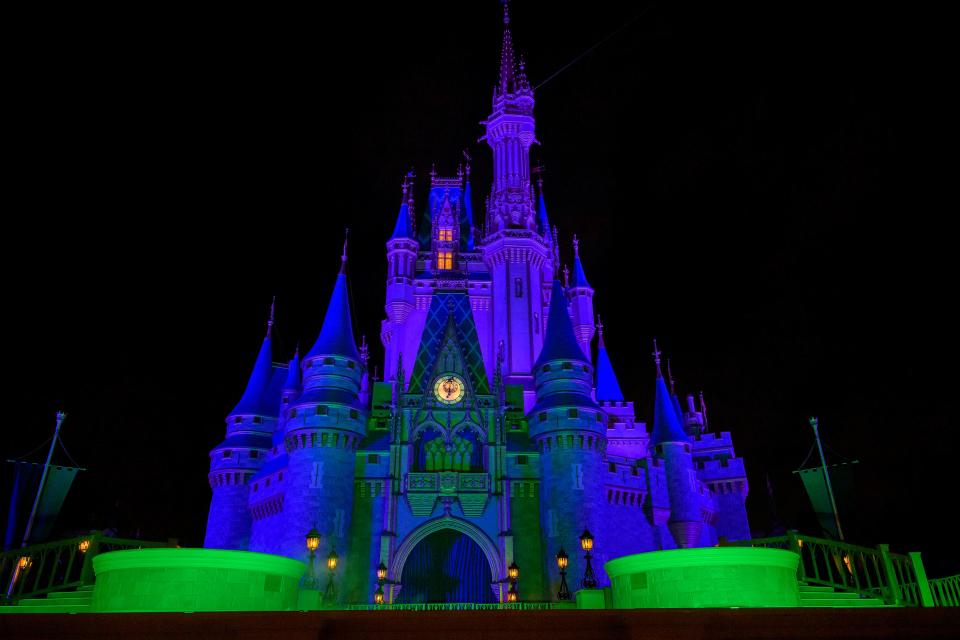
[348,602,559,611]
[728,532,939,606]
[928,574,960,607]
[1,531,170,604]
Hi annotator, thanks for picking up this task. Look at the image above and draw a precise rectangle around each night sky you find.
[8,3,954,577]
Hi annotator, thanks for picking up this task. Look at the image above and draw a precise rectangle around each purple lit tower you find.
[204,3,750,604]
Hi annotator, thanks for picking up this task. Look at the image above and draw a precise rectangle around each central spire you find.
[499,0,516,95]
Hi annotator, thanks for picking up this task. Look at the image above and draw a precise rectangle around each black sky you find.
[6,3,955,577]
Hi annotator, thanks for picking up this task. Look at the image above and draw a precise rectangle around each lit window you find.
[438,228,453,242]
[437,251,453,270]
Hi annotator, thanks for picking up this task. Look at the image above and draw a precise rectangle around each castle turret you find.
[594,316,624,402]
[204,301,276,550]
[530,279,608,593]
[650,341,703,549]
[568,236,595,359]
[481,5,552,409]
[279,237,367,601]
[383,175,418,385]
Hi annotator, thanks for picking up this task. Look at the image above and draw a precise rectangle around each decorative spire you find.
[305,244,362,362]
[571,235,592,289]
[283,347,301,392]
[667,358,676,396]
[360,335,369,366]
[595,315,624,402]
[498,0,516,95]
[653,338,663,379]
[340,228,349,274]
[562,264,570,289]
[699,391,709,429]
[552,225,561,277]
[267,295,276,338]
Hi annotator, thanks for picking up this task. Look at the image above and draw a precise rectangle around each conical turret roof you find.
[595,325,624,402]
[230,336,274,416]
[535,279,588,368]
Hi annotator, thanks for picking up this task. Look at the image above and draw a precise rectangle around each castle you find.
[203,5,750,605]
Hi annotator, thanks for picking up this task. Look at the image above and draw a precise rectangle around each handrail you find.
[928,574,960,607]
[726,532,940,606]
[348,602,559,611]
[1,531,170,605]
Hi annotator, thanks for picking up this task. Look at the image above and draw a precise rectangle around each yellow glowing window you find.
[437,251,453,270]
[438,228,453,242]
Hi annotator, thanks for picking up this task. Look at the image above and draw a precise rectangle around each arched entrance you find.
[391,517,501,603]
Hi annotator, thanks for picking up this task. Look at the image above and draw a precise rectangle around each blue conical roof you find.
[537,191,550,238]
[572,253,591,289]
[671,393,684,428]
[390,202,412,240]
[595,338,624,402]
[652,375,690,445]
[230,337,274,416]
[283,351,300,390]
[535,279,588,368]
[306,272,362,362]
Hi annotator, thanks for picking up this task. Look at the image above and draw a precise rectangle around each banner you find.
[4,461,81,549]
[794,461,857,540]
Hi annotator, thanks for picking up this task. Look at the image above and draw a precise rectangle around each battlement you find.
[697,457,747,482]
[692,431,735,453]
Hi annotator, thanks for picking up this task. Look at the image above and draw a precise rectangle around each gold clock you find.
[434,374,466,405]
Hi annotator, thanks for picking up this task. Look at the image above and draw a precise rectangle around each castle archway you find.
[391,517,502,603]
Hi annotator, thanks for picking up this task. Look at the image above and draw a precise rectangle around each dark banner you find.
[4,461,81,549]
[794,461,858,540]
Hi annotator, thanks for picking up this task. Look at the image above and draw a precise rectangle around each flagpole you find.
[809,416,844,541]
[20,412,67,548]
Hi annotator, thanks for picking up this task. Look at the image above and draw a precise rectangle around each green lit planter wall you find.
[605,547,801,608]
[92,548,306,612]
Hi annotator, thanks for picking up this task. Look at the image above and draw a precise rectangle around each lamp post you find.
[375,561,388,605]
[324,548,338,602]
[304,528,321,589]
[556,548,571,600]
[579,529,597,589]
[507,562,519,603]
[78,538,91,554]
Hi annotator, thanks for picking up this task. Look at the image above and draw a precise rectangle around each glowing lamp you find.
[79,539,91,554]
[507,583,518,603]
[507,562,519,581]
[556,548,569,570]
[374,586,385,605]
[18,556,32,570]
[306,528,321,553]
[579,529,594,552]
[327,549,339,572]
[376,562,388,581]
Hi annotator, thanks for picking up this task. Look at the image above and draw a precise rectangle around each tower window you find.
[538,412,547,422]
[234,417,243,424]
[568,408,579,418]
[316,406,328,416]
[516,455,528,465]
[223,450,232,459]
[350,409,359,419]
[609,462,616,472]
[368,454,379,464]
[437,251,453,270]
[438,228,453,242]
[324,357,335,365]
[249,450,259,459]
[252,416,263,424]
[514,278,523,298]
[563,362,573,370]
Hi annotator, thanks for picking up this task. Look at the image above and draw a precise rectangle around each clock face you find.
[434,374,466,405]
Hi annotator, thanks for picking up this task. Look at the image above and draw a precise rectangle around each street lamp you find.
[506,561,520,603]
[507,581,518,603]
[304,528,321,589]
[324,548,338,602]
[78,539,91,554]
[579,529,597,589]
[556,548,571,600]
[375,561,389,606]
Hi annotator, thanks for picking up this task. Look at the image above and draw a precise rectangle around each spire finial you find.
[340,228,349,274]
[503,0,510,25]
[699,390,709,428]
[596,314,605,348]
[360,335,369,364]
[267,295,276,338]
[563,264,570,288]
[667,358,676,395]
[552,225,561,277]
[653,338,662,378]
[573,234,580,258]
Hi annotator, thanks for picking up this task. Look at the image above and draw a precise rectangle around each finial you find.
[462,149,472,178]
[430,163,437,179]
[652,338,662,378]
[573,234,580,258]
[532,164,545,191]
[360,335,369,364]
[552,225,561,276]
[503,0,510,25]
[667,358,676,395]
[267,295,276,338]
[401,175,409,199]
[699,391,709,428]
[340,228,349,274]
[563,264,570,288]
[373,365,380,382]
[596,314,605,348]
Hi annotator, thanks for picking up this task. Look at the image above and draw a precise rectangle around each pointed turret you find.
[497,1,516,96]
[668,359,684,427]
[306,232,362,363]
[230,300,276,417]
[651,341,689,446]
[571,235,591,289]
[594,316,624,402]
[536,176,550,238]
[463,162,475,250]
[283,347,300,392]
[390,177,413,240]
[569,236,596,358]
[535,279,589,369]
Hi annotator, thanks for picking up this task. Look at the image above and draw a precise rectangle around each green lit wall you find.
[91,548,306,612]
[605,547,801,608]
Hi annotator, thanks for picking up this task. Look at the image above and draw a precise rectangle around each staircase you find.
[1,585,93,614]
[799,583,890,608]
